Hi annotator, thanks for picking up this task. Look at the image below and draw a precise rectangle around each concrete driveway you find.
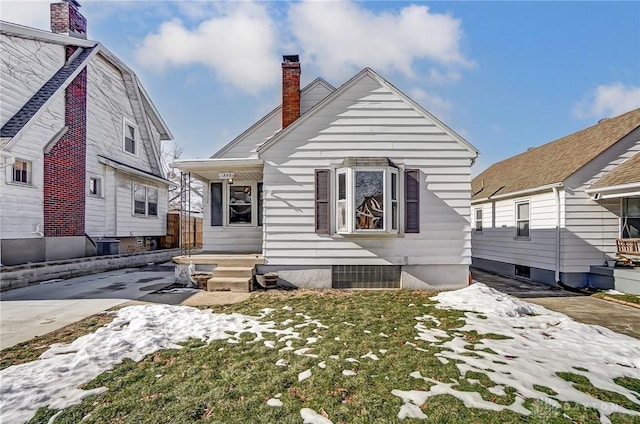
[472,268,640,339]
[0,262,252,350]
[0,263,175,349]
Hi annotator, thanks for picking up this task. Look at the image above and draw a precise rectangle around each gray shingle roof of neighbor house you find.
[471,108,640,201]
[590,151,640,189]
[0,45,97,138]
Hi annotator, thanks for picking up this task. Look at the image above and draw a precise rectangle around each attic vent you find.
[598,117,610,123]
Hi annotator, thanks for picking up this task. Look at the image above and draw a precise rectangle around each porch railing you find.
[616,238,640,256]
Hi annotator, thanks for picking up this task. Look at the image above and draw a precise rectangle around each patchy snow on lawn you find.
[0,304,299,424]
[392,283,640,423]
[2,283,639,424]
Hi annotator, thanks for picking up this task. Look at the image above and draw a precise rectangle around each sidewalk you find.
[471,268,640,339]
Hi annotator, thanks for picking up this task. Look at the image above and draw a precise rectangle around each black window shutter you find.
[315,170,330,234]
[210,182,223,226]
[405,169,420,233]
[257,182,263,227]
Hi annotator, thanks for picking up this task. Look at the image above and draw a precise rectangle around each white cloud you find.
[573,83,640,119]
[288,1,471,81]
[409,88,452,121]
[135,2,279,93]
[0,0,50,30]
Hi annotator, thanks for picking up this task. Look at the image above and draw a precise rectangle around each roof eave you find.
[585,182,640,199]
[471,182,564,204]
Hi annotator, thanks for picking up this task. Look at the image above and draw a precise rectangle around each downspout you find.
[552,187,561,284]
[114,170,118,237]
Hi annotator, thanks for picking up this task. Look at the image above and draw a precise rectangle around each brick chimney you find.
[50,0,87,39]
[282,55,301,129]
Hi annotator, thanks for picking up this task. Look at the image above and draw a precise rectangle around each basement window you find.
[515,265,531,278]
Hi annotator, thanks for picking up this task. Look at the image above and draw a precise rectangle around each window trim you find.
[334,166,399,235]
[88,176,102,197]
[226,181,256,227]
[9,158,32,185]
[514,200,530,239]
[474,207,483,232]
[123,119,138,156]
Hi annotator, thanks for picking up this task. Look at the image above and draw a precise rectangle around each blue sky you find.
[2,0,639,175]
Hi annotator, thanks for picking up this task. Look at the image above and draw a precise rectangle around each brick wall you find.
[282,59,301,129]
[44,46,87,237]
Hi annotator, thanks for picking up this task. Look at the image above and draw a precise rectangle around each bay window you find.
[316,158,418,235]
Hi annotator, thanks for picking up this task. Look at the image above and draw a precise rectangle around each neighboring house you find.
[471,109,640,293]
[0,0,173,266]
[173,55,478,290]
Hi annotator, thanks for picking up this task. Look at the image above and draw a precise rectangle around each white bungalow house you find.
[471,108,640,294]
[173,55,479,290]
[0,0,173,266]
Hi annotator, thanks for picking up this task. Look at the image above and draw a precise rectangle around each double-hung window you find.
[11,159,31,184]
[123,120,137,155]
[474,208,483,232]
[133,184,158,217]
[515,201,530,238]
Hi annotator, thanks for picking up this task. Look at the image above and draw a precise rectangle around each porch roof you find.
[170,158,263,181]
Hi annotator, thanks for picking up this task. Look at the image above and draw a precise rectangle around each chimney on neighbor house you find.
[50,0,87,39]
[282,55,301,129]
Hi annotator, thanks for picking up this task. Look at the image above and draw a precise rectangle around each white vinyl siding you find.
[260,76,475,267]
[0,34,65,126]
[0,94,64,240]
[85,55,167,238]
[562,190,619,272]
[472,191,564,272]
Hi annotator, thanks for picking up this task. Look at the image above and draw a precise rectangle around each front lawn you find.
[1,286,639,424]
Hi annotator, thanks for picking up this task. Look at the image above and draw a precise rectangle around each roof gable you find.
[212,77,336,159]
[472,108,640,201]
[257,68,478,156]
[1,21,172,177]
[1,45,97,139]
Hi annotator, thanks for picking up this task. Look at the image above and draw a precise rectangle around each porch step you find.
[212,266,254,278]
[174,254,263,268]
[207,277,252,293]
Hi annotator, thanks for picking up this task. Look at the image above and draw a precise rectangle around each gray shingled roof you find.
[1,45,96,138]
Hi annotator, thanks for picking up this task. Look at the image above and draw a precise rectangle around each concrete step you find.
[212,266,254,278]
[207,277,252,293]
[174,254,263,268]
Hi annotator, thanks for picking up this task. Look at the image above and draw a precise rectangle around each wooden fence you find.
[163,213,203,249]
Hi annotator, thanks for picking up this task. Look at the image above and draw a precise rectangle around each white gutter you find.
[552,186,561,284]
[471,182,564,204]
[585,182,640,199]
[171,158,263,171]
